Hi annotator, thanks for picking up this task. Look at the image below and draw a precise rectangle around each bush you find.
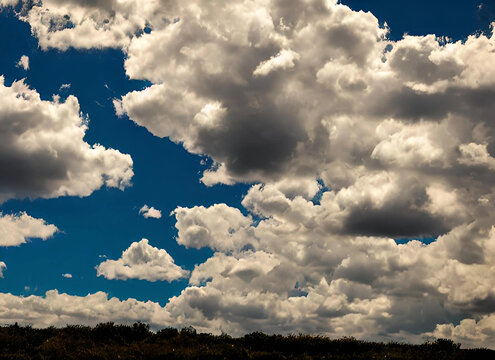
[0,323,490,359]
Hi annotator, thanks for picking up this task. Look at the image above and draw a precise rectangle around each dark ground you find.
[0,322,493,359]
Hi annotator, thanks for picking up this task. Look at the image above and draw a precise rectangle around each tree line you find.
[0,322,493,359]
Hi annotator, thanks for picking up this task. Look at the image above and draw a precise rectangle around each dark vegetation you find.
[0,322,493,359]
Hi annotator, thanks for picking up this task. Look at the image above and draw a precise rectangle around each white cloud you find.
[0,212,58,279]
[17,0,154,50]
[0,0,18,7]
[108,0,495,195]
[59,83,71,90]
[0,212,58,247]
[371,120,448,168]
[458,142,495,169]
[3,196,495,345]
[62,273,72,278]
[253,49,300,77]
[139,205,162,219]
[96,239,189,282]
[0,290,173,329]
[0,262,6,278]
[160,194,495,341]
[16,55,29,71]
[173,204,254,252]
[5,0,495,348]
[431,315,495,349]
[200,163,235,187]
[0,77,133,202]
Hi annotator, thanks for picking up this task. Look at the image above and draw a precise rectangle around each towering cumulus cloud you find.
[0,77,133,202]
[3,0,495,348]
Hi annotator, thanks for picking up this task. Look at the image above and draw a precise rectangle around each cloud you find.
[139,205,162,219]
[253,49,300,77]
[0,262,6,278]
[0,212,58,247]
[431,314,495,349]
[4,195,495,344]
[59,83,71,91]
[0,77,133,202]
[5,0,495,347]
[0,290,173,329]
[0,0,18,7]
[16,1,137,50]
[107,0,495,207]
[0,212,58,279]
[96,239,189,282]
[13,2,495,195]
[62,273,72,278]
[160,193,495,341]
[173,204,254,252]
[16,55,29,71]
[112,1,495,245]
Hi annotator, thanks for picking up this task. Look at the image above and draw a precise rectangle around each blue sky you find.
[1,0,495,349]
[344,0,494,40]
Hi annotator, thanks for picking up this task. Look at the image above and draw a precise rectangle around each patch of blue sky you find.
[342,0,494,41]
[395,237,438,245]
[312,179,329,206]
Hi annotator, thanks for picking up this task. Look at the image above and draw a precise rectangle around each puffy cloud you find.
[0,262,6,278]
[173,204,254,252]
[2,187,495,345]
[253,49,300,77]
[0,0,18,7]
[0,77,133,202]
[161,194,495,342]
[0,290,173,329]
[108,0,495,225]
[119,1,379,183]
[17,0,162,50]
[387,35,464,86]
[0,212,58,247]
[458,142,495,169]
[6,0,495,348]
[431,315,495,349]
[153,187,495,341]
[16,55,29,71]
[61,273,72,278]
[139,205,162,219]
[96,239,189,282]
[0,212,58,279]
[12,1,495,197]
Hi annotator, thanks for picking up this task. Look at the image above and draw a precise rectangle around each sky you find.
[0,0,495,349]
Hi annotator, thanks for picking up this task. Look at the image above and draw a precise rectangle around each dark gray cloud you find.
[196,106,305,177]
[370,86,495,122]
[344,206,448,238]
